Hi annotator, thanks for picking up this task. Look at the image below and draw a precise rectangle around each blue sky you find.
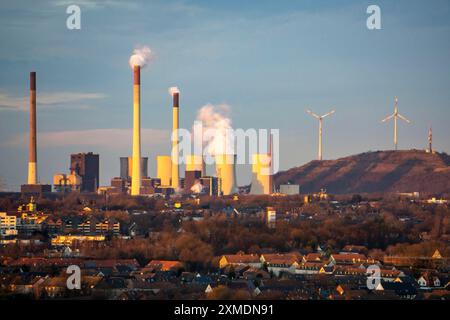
[0,0,449,190]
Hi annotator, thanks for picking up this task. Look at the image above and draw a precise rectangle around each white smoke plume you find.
[129,46,152,69]
[190,181,204,193]
[195,104,234,157]
[168,87,180,96]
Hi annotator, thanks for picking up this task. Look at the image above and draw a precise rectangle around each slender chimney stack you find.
[28,72,37,185]
[171,91,180,189]
[131,66,141,195]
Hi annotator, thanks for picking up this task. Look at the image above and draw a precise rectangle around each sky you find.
[0,0,449,191]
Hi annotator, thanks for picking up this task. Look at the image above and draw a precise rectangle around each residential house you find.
[95,219,120,235]
[261,253,301,276]
[333,266,367,277]
[43,217,63,235]
[0,212,18,237]
[42,277,68,298]
[302,253,323,263]
[329,253,368,266]
[417,272,441,289]
[296,262,323,275]
[219,253,261,269]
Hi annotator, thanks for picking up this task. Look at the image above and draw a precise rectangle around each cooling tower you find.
[131,66,141,196]
[171,91,180,189]
[250,154,273,195]
[28,72,37,185]
[215,154,238,196]
[157,155,172,186]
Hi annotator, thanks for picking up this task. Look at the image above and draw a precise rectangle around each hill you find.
[274,150,450,195]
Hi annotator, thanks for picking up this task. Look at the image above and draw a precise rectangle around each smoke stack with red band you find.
[131,65,142,195]
[133,66,140,85]
[128,46,152,196]
[173,92,179,108]
[169,87,180,189]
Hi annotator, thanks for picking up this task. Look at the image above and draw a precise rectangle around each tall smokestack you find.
[171,88,180,189]
[131,66,141,195]
[28,72,37,185]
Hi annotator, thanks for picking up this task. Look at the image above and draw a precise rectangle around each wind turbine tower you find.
[306,109,335,161]
[381,97,410,151]
[428,126,433,153]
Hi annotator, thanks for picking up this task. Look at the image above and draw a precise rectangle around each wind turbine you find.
[428,126,433,153]
[381,97,410,150]
[306,109,335,161]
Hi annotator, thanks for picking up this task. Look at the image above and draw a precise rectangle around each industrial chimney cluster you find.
[107,81,258,197]
[19,65,275,198]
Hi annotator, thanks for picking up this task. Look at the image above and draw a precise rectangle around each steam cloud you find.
[168,87,180,96]
[129,46,152,69]
[195,104,234,156]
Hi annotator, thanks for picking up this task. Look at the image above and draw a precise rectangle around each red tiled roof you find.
[146,260,183,271]
[262,253,301,265]
[304,253,322,262]
[222,254,260,264]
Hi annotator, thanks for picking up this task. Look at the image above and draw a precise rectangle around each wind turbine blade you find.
[398,113,410,123]
[381,114,394,123]
[321,110,335,118]
[306,109,320,119]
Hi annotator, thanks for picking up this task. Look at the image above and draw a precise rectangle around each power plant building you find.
[184,155,205,193]
[120,156,148,180]
[280,184,300,195]
[199,176,219,196]
[70,152,99,193]
[53,172,82,193]
[111,157,152,194]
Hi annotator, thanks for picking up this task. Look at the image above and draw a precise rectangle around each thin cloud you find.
[0,91,106,111]
[51,0,138,10]
[6,128,169,149]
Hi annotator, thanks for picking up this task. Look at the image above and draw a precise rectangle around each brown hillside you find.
[274,150,450,195]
